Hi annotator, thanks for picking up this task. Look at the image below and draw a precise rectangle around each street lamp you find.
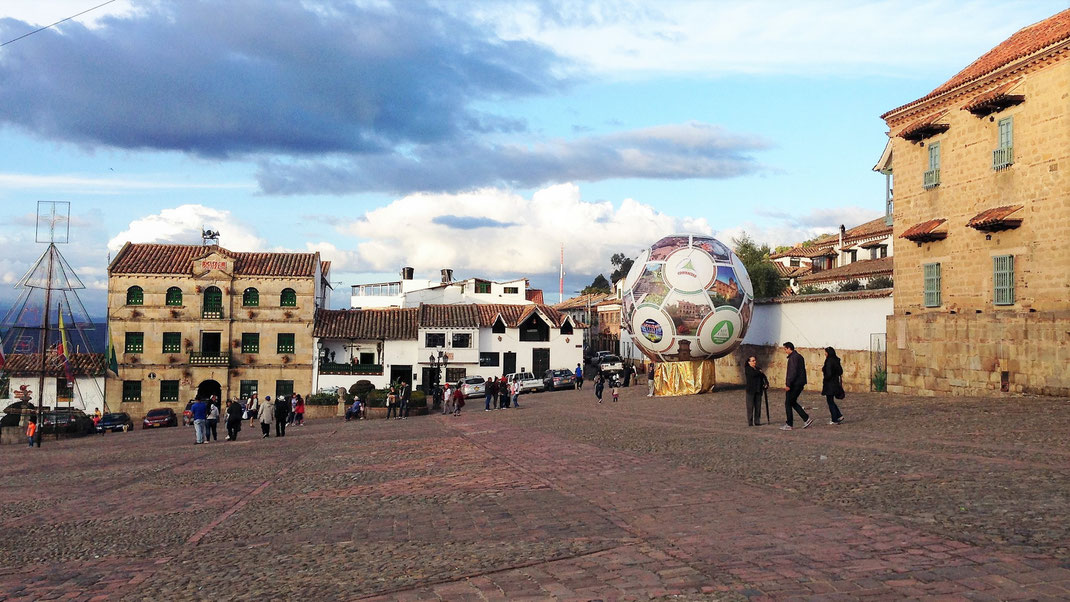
[428,350,449,410]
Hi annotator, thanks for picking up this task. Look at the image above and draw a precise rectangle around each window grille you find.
[923,263,941,307]
[993,255,1015,305]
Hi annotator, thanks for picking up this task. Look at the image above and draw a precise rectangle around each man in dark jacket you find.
[743,356,767,426]
[781,342,812,430]
[274,395,289,437]
[486,377,498,411]
[398,381,411,419]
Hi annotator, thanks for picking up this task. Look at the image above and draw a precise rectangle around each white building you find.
[0,353,106,414]
[769,217,895,293]
[313,308,419,392]
[350,267,540,309]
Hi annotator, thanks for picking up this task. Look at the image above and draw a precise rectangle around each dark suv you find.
[40,409,95,435]
[96,412,135,433]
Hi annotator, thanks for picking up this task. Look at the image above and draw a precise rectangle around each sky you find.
[0,0,1065,317]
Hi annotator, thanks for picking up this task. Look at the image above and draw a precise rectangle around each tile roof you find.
[757,288,893,305]
[109,243,320,277]
[966,205,1025,232]
[769,217,892,260]
[2,353,105,377]
[796,256,894,285]
[897,111,950,141]
[883,9,1070,118]
[774,263,811,279]
[418,304,480,328]
[314,308,417,340]
[961,79,1025,115]
[900,219,948,242]
[525,289,545,304]
[476,304,573,328]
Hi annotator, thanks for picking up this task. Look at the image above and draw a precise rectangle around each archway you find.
[196,379,221,401]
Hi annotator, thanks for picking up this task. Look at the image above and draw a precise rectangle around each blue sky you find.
[0,0,1065,316]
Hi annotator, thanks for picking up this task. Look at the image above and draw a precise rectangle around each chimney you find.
[400,266,414,280]
[441,268,453,283]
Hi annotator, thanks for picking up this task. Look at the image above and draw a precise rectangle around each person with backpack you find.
[594,374,605,404]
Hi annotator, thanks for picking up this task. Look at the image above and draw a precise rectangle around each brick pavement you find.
[0,386,1067,600]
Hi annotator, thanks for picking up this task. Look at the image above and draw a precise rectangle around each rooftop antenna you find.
[202,227,221,246]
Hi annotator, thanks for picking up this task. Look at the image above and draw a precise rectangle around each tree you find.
[582,274,612,294]
[609,253,634,283]
[732,233,787,299]
[866,275,893,290]
[838,279,862,292]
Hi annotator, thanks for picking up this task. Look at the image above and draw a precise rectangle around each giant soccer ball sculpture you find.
[621,234,754,394]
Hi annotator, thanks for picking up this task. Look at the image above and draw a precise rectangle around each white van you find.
[504,372,544,393]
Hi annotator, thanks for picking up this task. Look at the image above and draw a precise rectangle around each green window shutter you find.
[993,255,1015,305]
[126,286,144,306]
[276,380,294,398]
[165,287,183,306]
[240,380,258,399]
[277,333,295,353]
[923,263,942,307]
[241,333,259,354]
[929,142,940,170]
[125,332,144,353]
[998,117,1013,149]
[281,288,297,307]
[122,380,142,402]
[243,288,259,307]
[162,332,181,353]
[160,380,179,402]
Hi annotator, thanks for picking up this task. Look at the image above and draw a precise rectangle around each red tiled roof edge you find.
[966,205,1025,228]
[882,9,1070,119]
[313,308,418,340]
[108,243,320,277]
[756,288,893,305]
[796,256,894,285]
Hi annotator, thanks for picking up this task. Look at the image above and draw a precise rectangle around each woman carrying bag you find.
[821,347,846,425]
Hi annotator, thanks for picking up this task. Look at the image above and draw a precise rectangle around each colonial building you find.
[0,353,105,413]
[314,303,583,393]
[770,217,894,293]
[106,243,332,417]
[879,10,1070,396]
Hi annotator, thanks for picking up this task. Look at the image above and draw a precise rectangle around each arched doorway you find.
[197,380,221,401]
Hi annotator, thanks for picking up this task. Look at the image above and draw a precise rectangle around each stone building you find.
[879,10,1070,396]
[106,243,332,417]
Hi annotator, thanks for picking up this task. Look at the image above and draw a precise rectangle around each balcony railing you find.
[318,362,383,375]
[202,305,224,319]
[923,168,940,189]
[992,146,1013,171]
[189,352,230,366]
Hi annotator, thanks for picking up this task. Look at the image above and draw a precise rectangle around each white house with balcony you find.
[350,267,537,309]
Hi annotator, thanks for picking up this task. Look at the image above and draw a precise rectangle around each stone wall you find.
[886,311,1070,397]
[716,344,875,393]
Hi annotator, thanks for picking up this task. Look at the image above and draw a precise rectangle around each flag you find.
[105,322,119,377]
[0,334,6,371]
[57,305,75,387]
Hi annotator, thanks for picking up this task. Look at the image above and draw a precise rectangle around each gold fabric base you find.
[653,360,716,396]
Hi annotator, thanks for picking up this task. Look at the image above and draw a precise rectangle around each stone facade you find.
[716,344,873,393]
[106,243,329,419]
[880,15,1070,397]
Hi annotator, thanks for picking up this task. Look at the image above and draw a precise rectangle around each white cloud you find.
[107,204,265,252]
[340,183,711,277]
[0,1,137,28]
[469,0,1063,77]
[0,173,252,194]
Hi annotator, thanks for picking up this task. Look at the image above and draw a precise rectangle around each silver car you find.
[460,376,486,398]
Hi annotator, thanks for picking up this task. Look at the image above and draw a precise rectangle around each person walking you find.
[498,376,510,409]
[294,394,306,426]
[225,399,243,441]
[744,356,768,426]
[781,342,812,430]
[486,377,498,411]
[258,395,274,438]
[274,395,289,437]
[623,364,632,387]
[647,362,655,397]
[206,401,220,442]
[386,387,398,419]
[398,382,410,419]
[574,363,583,389]
[191,398,208,444]
[287,395,297,426]
[821,347,846,425]
[247,393,259,428]
[611,373,620,402]
[442,384,453,415]
[594,374,605,403]
[452,383,465,416]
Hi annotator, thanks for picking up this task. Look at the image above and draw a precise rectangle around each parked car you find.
[543,369,576,391]
[143,408,179,429]
[597,354,624,375]
[505,372,544,393]
[96,412,135,433]
[459,376,486,398]
[39,409,95,435]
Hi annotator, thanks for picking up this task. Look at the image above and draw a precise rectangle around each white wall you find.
[313,339,418,392]
[1,375,106,413]
[742,295,892,351]
[477,326,583,378]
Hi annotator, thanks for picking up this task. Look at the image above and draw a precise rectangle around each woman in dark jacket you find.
[225,399,243,441]
[743,356,767,426]
[821,347,845,424]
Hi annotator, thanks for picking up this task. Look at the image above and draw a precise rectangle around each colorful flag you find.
[105,322,119,377]
[0,334,6,371]
[57,305,75,387]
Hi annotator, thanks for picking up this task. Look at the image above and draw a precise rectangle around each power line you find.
[1,0,119,48]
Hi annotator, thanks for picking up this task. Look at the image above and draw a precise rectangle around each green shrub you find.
[872,368,887,392]
[799,285,827,295]
[307,392,339,406]
[363,388,426,408]
[838,279,862,292]
[866,275,893,290]
[349,380,374,399]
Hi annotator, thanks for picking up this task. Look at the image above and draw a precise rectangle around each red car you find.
[142,408,179,429]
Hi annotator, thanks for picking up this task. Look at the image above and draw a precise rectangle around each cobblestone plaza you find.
[1,386,1068,600]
